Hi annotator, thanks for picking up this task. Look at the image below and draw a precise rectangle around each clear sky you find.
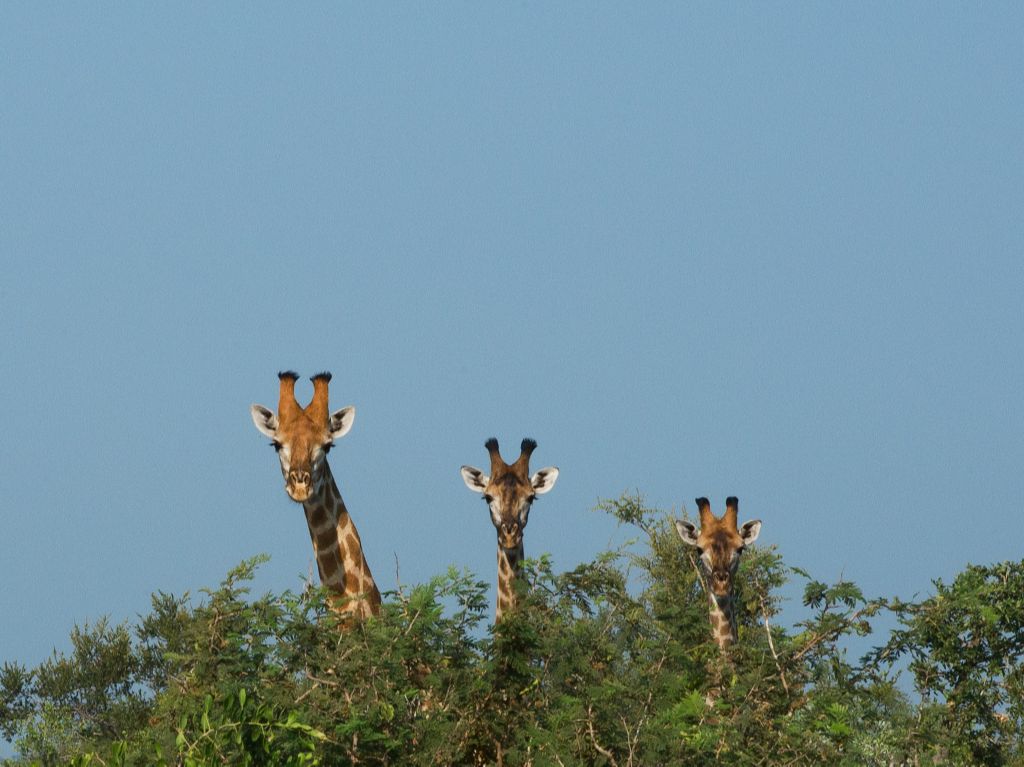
[1,1,1022,709]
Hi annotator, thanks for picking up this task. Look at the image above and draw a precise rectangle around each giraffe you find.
[675,496,761,650]
[250,371,381,619]
[460,438,559,621]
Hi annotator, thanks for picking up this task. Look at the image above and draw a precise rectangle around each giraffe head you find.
[675,497,761,601]
[250,371,355,503]
[460,438,559,552]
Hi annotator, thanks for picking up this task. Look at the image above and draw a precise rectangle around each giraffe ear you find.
[740,519,762,545]
[328,406,355,439]
[675,520,700,546]
[460,465,489,493]
[530,467,559,495]
[250,405,278,439]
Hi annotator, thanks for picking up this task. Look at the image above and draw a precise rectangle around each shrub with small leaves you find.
[3,495,1023,766]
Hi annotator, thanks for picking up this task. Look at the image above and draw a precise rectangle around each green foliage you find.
[3,494,1023,765]
[869,562,1024,766]
[1,617,149,765]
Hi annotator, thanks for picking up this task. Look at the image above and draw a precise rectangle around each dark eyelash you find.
[323,443,334,454]
[270,441,282,452]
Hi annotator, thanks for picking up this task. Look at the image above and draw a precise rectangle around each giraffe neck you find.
[495,543,524,621]
[302,461,381,618]
[708,592,737,649]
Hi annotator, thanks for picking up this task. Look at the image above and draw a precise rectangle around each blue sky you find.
[1,2,1022,715]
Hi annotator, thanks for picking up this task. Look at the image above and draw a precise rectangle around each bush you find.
[3,494,1022,765]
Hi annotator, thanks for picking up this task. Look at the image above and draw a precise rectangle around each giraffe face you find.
[461,438,559,553]
[251,401,355,503]
[481,472,537,550]
[675,497,761,600]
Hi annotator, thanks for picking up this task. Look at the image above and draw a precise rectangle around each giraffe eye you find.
[271,441,282,452]
[483,494,494,504]
[323,442,334,454]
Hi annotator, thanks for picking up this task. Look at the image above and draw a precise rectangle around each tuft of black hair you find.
[695,497,711,511]
[278,370,299,381]
[520,438,537,454]
[726,496,739,509]
[310,371,332,383]
[484,437,500,453]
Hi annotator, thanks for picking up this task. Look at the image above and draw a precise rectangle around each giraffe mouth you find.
[286,484,314,502]
[711,585,732,602]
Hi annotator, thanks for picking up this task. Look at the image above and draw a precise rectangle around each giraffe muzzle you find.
[286,470,313,502]
[497,524,522,551]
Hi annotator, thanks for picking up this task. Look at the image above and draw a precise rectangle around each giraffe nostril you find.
[289,471,310,485]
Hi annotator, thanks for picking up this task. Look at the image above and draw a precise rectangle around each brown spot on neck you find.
[320,554,340,578]
[345,570,361,593]
[306,505,330,529]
